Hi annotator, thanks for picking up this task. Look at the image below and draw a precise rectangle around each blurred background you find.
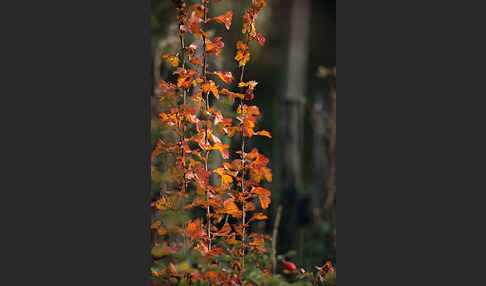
[151,0,336,269]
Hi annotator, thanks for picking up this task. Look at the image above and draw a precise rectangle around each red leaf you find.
[282,260,297,272]
[191,57,202,66]
[256,33,266,46]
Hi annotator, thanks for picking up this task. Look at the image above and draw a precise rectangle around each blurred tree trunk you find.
[278,0,311,254]
[311,91,327,221]
[316,66,337,250]
[324,74,336,248]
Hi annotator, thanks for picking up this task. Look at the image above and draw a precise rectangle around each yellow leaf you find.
[162,54,180,67]
[150,221,161,229]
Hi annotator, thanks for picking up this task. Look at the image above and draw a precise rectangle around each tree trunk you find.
[278,0,311,254]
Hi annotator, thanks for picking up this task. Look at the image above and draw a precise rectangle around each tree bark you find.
[278,0,311,253]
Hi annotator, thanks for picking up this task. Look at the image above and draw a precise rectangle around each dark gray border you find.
[1,0,152,284]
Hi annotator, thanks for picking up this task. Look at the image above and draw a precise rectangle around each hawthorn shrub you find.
[150,1,335,285]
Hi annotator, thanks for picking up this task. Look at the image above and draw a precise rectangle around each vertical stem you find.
[177,1,189,254]
[239,46,248,275]
[271,205,282,274]
[179,14,187,193]
[201,0,212,251]
[239,0,252,274]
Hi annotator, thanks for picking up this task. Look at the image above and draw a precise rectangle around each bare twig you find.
[271,205,283,274]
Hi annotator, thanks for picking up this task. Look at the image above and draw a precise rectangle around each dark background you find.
[1,0,486,285]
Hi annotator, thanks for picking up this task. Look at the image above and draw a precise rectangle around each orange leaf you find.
[253,0,267,9]
[150,221,161,229]
[211,71,234,84]
[251,212,267,221]
[224,198,241,218]
[201,80,220,99]
[251,187,271,209]
[212,11,233,30]
[213,168,233,185]
[259,195,271,209]
[236,41,248,51]
[251,187,271,197]
[255,130,272,138]
[157,226,168,236]
[263,167,273,182]
[211,142,229,159]
[213,222,232,237]
[186,218,205,239]
[206,37,224,56]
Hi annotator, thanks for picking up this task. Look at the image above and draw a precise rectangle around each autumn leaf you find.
[242,11,256,38]
[255,130,271,138]
[225,233,240,245]
[244,201,256,212]
[186,42,198,60]
[282,260,297,272]
[162,54,179,67]
[157,226,168,236]
[223,198,241,218]
[256,33,266,46]
[211,142,230,159]
[191,57,202,66]
[263,167,272,182]
[188,4,205,18]
[251,186,271,197]
[187,11,206,39]
[249,235,266,252]
[213,222,232,237]
[234,41,250,66]
[201,80,220,99]
[173,68,199,89]
[213,167,233,185]
[193,163,209,189]
[250,212,267,221]
[186,218,205,240]
[211,11,233,30]
[235,49,250,67]
[237,40,248,52]
[210,71,234,84]
[259,195,271,209]
[205,37,224,56]
[220,88,244,101]
[150,221,161,229]
[252,0,267,11]
[251,187,271,209]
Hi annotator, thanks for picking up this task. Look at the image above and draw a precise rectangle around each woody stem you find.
[201,0,212,251]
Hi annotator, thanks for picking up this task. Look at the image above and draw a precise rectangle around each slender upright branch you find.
[238,8,250,274]
[201,0,212,251]
[177,2,188,253]
[271,205,283,274]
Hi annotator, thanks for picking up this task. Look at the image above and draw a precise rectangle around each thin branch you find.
[271,205,283,274]
[201,0,212,251]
